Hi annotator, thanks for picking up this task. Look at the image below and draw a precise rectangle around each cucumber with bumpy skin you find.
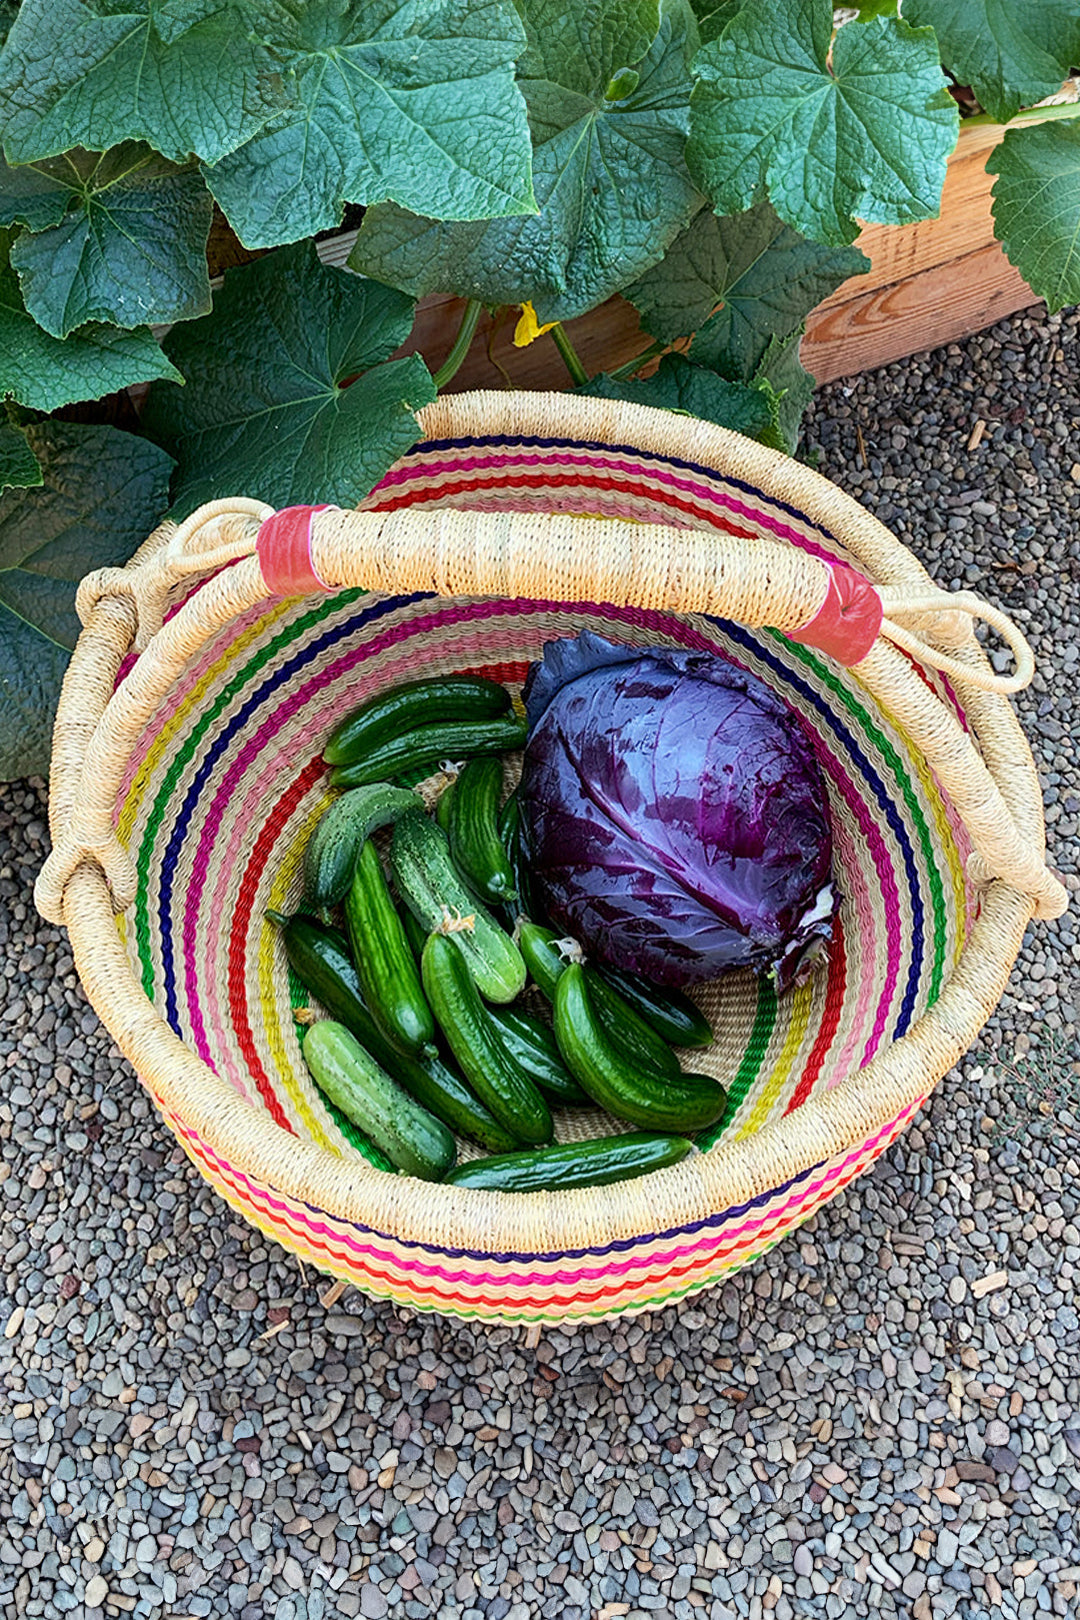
[437,757,517,905]
[554,964,726,1132]
[444,1132,693,1192]
[594,964,713,1048]
[303,783,419,909]
[330,714,527,789]
[421,932,552,1146]
[302,1020,455,1180]
[487,1005,589,1106]
[585,968,681,1080]
[391,811,526,1003]
[346,840,435,1056]
[324,675,512,766]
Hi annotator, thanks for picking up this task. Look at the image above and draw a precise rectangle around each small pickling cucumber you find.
[553,964,726,1133]
[391,811,526,1003]
[324,675,513,766]
[594,964,714,1048]
[444,1131,693,1192]
[437,757,517,905]
[421,932,552,1146]
[487,1005,589,1107]
[329,714,527,790]
[345,840,435,1056]
[518,921,579,1001]
[267,910,514,1153]
[301,1020,455,1181]
[497,790,542,923]
[302,782,419,909]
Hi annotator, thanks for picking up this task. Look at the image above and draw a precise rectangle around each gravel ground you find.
[2,307,1080,1620]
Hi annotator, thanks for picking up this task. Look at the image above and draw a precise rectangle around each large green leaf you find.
[2,145,213,337]
[202,0,535,249]
[581,352,773,439]
[0,1,17,46]
[0,423,42,492]
[0,420,174,781]
[141,241,436,517]
[989,120,1080,315]
[349,0,702,323]
[626,200,868,373]
[904,1,1080,125]
[751,328,816,454]
[688,0,958,246]
[0,227,182,411]
[690,0,741,47]
[0,0,282,165]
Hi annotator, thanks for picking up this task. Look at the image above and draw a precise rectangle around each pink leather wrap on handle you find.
[787,564,883,666]
[256,505,331,595]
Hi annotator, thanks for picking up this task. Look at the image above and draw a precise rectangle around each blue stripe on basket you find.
[157,593,431,1036]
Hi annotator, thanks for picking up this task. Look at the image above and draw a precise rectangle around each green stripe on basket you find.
[776,635,949,1008]
[132,591,365,999]
[696,977,777,1152]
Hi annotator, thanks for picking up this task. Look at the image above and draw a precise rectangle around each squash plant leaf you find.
[0,420,174,782]
[750,328,816,454]
[904,2,1080,126]
[0,0,284,166]
[691,1,741,47]
[349,0,703,324]
[0,424,43,494]
[0,1,17,47]
[0,227,183,412]
[989,120,1080,315]
[626,200,868,374]
[202,0,535,249]
[2,145,213,338]
[688,0,958,246]
[141,241,436,518]
[581,352,774,440]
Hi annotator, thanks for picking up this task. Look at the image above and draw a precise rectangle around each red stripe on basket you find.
[784,914,847,1115]
[225,759,325,1131]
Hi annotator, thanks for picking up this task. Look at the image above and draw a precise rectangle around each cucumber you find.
[487,1005,590,1106]
[391,811,526,1003]
[497,790,542,923]
[302,1021,455,1181]
[330,714,527,790]
[345,840,435,1056]
[553,964,726,1132]
[267,911,515,1153]
[594,965,714,1048]
[444,1131,693,1192]
[303,783,419,909]
[324,675,513,766]
[437,757,517,905]
[398,903,429,961]
[421,932,552,1146]
[519,921,580,1000]
[585,969,681,1081]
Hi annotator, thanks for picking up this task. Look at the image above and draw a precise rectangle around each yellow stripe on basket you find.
[259,799,340,1151]
[117,601,295,847]
[734,977,814,1141]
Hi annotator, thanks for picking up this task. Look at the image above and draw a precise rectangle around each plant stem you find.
[608,340,666,382]
[433,299,483,390]
[964,98,1080,131]
[550,322,589,387]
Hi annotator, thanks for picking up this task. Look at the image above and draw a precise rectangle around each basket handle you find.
[37,499,1066,926]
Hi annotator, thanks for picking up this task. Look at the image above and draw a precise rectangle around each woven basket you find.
[36,393,1067,1326]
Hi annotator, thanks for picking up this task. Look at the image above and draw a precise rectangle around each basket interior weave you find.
[112,432,976,1174]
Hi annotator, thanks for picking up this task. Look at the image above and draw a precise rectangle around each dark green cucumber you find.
[497,791,542,923]
[519,921,581,1000]
[421,932,552,1146]
[595,965,713,1048]
[398,904,429,961]
[346,840,435,1056]
[444,1132,693,1192]
[302,1021,455,1180]
[303,783,419,909]
[487,1006,590,1106]
[436,758,517,905]
[585,969,681,1081]
[553,964,726,1132]
[391,812,526,1003]
[324,675,512,766]
[330,714,527,790]
[267,911,514,1153]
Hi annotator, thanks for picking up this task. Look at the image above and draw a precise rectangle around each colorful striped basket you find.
[35,394,1067,1325]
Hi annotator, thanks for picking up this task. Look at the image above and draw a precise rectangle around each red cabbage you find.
[518,632,835,991]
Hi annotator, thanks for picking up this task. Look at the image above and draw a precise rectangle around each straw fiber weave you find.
[37,394,1065,1324]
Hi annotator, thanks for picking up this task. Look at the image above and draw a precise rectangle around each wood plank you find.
[802,239,1039,384]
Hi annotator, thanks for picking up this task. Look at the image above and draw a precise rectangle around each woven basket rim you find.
[45,392,1044,1285]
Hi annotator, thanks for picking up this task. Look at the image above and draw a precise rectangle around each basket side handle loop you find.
[878,587,1035,695]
